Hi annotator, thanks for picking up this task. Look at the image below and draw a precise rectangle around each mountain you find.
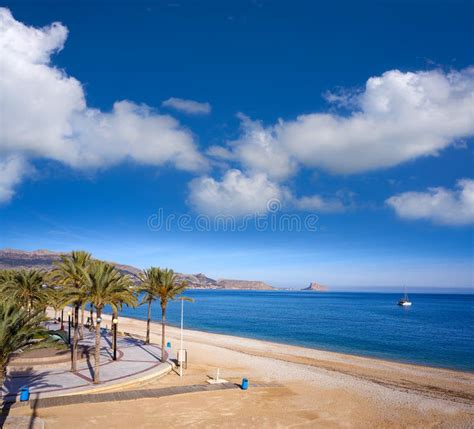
[215,279,274,290]
[0,249,275,290]
[0,248,143,280]
[302,281,328,292]
[175,273,219,289]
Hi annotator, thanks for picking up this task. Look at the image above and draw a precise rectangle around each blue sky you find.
[0,0,473,289]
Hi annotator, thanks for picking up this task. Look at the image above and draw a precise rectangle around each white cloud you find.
[188,169,287,216]
[212,68,474,178]
[162,97,211,115]
[0,8,207,202]
[322,87,358,108]
[187,167,350,216]
[209,113,297,181]
[386,179,474,225]
[201,68,473,215]
[70,101,205,171]
[294,194,346,213]
[0,156,28,203]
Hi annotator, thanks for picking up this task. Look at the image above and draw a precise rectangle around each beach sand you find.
[10,313,474,428]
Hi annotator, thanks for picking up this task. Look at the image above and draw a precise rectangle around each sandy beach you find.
[10,313,474,428]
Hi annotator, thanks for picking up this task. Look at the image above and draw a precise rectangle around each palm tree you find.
[0,269,14,286]
[46,286,68,321]
[82,261,134,384]
[0,269,14,302]
[139,268,163,344]
[156,268,187,362]
[1,269,48,315]
[51,251,92,372]
[79,302,89,339]
[0,302,45,390]
[88,304,95,331]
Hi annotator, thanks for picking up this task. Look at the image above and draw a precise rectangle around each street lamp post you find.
[112,318,118,361]
[67,311,72,345]
[61,309,64,330]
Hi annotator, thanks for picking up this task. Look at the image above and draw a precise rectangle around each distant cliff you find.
[302,281,328,292]
[215,279,274,290]
[176,273,219,289]
[0,249,275,290]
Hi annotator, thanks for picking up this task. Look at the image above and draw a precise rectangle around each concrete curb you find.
[61,361,175,396]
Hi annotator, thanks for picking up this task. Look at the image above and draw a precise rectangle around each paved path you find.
[24,381,281,409]
[2,324,172,401]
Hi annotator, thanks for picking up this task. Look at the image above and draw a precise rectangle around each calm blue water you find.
[115,291,474,371]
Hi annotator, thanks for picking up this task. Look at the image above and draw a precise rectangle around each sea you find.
[115,290,474,372]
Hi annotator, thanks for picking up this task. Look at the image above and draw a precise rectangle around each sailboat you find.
[398,286,412,306]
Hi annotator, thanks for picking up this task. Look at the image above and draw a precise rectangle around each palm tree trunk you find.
[71,304,80,372]
[146,300,151,344]
[161,305,166,362]
[94,307,102,384]
[79,305,85,340]
[89,305,94,331]
[0,363,6,397]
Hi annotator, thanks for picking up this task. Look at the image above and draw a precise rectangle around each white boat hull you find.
[398,286,412,306]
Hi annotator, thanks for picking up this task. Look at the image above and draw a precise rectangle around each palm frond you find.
[0,302,46,368]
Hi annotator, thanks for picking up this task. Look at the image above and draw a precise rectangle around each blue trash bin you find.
[19,387,30,401]
[241,378,248,390]
[166,342,171,348]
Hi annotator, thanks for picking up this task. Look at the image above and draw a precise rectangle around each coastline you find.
[110,306,474,373]
[103,312,474,403]
[11,309,474,428]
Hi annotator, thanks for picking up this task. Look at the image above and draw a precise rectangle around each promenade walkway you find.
[1,324,172,402]
[14,381,280,410]
[31,382,238,408]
